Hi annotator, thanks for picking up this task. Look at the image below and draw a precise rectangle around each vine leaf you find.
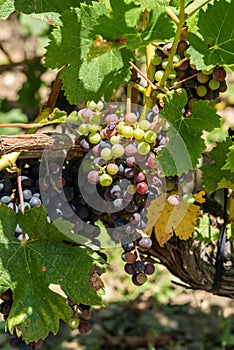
[0,205,103,343]
[201,138,234,193]
[46,3,133,104]
[0,0,14,20]
[222,144,234,172]
[188,0,234,70]
[91,0,175,52]
[146,194,201,246]
[157,90,220,176]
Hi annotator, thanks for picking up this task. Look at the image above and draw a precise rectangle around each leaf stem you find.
[126,83,132,115]
[159,0,186,89]
[186,0,213,18]
[129,61,156,89]
[165,6,179,25]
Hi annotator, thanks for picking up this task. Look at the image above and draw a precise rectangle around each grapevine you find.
[0,0,234,348]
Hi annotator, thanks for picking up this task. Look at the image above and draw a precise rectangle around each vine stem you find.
[126,83,132,115]
[17,169,26,240]
[0,123,42,129]
[159,0,186,89]
[140,43,156,121]
[186,0,213,18]
[129,61,155,89]
[165,6,179,24]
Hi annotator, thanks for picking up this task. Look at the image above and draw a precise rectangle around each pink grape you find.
[136,182,148,194]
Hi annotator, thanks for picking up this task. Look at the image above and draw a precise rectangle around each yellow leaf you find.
[194,191,206,204]
[145,195,201,247]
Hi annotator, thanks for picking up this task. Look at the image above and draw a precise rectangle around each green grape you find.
[90,114,101,124]
[87,100,97,110]
[79,124,89,135]
[101,147,113,160]
[168,69,177,80]
[139,120,151,131]
[69,318,80,329]
[133,128,145,140]
[197,72,209,84]
[127,184,136,194]
[112,144,125,157]
[208,79,220,90]
[161,58,169,69]
[117,121,126,133]
[88,124,99,133]
[151,54,162,66]
[196,85,207,97]
[81,159,94,172]
[124,112,137,125]
[154,70,164,82]
[110,135,121,144]
[100,173,113,187]
[88,132,101,144]
[121,125,134,138]
[96,100,104,111]
[107,163,119,175]
[172,54,181,64]
[137,142,151,155]
[144,130,156,143]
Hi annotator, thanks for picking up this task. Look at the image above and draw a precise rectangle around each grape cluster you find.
[152,37,227,110]
[121,236,156,286]
[68,300,93,334]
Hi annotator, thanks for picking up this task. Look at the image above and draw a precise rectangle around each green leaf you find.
[188,0,234,70]
[157,90,220,176]
[221,144,234,172]
[194,215,220,243]
[0,0,15,20]
[46,4,133,104]
[201,138,234,193]
[0,205,102,343]
[14,0,85,25]
[91,0,175,51]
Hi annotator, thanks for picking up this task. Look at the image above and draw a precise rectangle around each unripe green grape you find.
[144,130,156,143]
[196,85,207,97]
[122,125,134,138]
[208,79,220,90]
[88,124,99,133]
[197,72,209,84]
[69,318,80,329]
[101,147,113,160]
[137,142,150,155]
[110,135,121,144]
[124,112,137,125]
[79,124,89,135]
[139,120,151,130]
[96,100,104,111]
[90,114,101,124]
[133,128,145,140]
[107,163,119,175]
[161,58,169,69]
[154,70,164,82]
[88,132,101,144]
[117,121,126,133]
[100,174,113,187]
[168,69,177,80]
[87,100,97,110]
[81,159,94,172]
[151,54,162,66]
[111,144,125,157]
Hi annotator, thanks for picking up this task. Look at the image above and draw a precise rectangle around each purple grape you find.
[138,237,152,250]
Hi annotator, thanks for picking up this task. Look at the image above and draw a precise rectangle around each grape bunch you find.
[121,236,156,286]
[152,34,227,110]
